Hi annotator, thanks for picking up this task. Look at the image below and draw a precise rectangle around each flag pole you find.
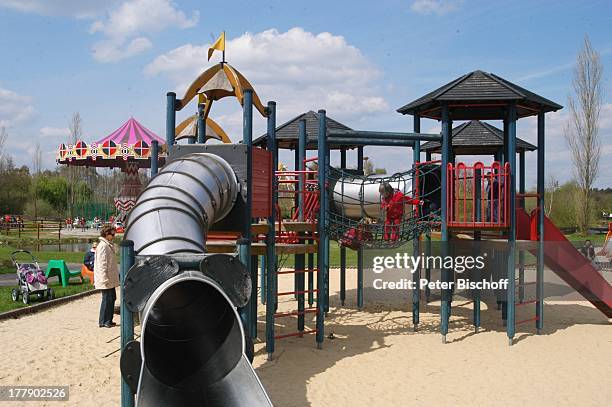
[222,31,226,64]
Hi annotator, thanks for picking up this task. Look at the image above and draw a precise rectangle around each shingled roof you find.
[253,110,353,150]
[397,70,562,120]
[420,120,536,155]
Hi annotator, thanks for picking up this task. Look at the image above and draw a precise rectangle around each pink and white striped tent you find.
[95,117,165,147]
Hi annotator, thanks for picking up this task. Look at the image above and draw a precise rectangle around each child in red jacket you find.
[379,183,420,240]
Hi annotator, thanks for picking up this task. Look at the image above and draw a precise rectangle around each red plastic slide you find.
[517,208,612,318]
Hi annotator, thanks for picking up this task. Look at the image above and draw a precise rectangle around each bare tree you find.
[363,157,374,176]
[67,112,83,216]
[32,142,42,175]
[545,174,559,217]
[31,142,43,219]
[564,36,603,234]
[0,126,10,171]
[69,112,83,144]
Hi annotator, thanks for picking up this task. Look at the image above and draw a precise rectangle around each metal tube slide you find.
[124,152,271,406]
[125,153,239,255]
[136,271,271,406]
[332,175,411,219]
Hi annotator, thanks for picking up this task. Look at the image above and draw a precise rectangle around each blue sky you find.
[0,0,611,188]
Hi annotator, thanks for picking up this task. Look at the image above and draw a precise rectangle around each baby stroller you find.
[10,250,54,305]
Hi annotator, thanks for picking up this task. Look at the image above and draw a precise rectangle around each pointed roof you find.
[175,62,267,117]
[397,70,562,120]
[253,110,353,150]
[420,120,536,155]
[96,118,165,146]
[174,114,231,143]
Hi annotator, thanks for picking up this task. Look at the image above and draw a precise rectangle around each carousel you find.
[56,117,166,221]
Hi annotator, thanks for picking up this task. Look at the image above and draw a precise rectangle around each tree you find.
[0,166,31,214]
[363,157,374,176]
[67,112,83,216]
[36,175,69,213]
[564,36,603,234]
[0,126,13,172]
[545,175,559,217]
[31,142,43,219]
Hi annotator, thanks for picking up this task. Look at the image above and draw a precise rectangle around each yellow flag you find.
[207,32,225,61]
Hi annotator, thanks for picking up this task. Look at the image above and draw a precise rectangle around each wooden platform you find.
[206,240,318,256]
[251,221,317,234]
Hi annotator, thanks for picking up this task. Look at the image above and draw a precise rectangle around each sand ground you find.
[0,268,610,407]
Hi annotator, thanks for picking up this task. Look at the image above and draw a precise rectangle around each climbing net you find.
[327,163,441,250]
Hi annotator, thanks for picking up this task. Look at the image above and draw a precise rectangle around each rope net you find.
[328,163,441,250]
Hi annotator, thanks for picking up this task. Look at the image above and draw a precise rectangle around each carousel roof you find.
[56,117,165,169]
[96,117,165,146]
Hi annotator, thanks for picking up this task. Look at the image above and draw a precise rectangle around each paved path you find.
[0,262,82,286]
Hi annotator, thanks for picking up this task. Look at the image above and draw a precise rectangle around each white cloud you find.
[0,87,34,128]
[92,36,153,63]
[410,0,463,15]
[146,27,388,131]
[0,0,115,18]
[90,0,199,63]
[40,126,71,138]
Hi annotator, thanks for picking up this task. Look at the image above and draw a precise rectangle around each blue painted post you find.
[298,120,307,220]
[503,117,509,165]
[473,167,482,332]
[238,238,249,330]
[260,255,266,304]
[412,114,421,330]
[425,151,432,302]
[316,110,328,349]
[238,89,253,337]
[266,101,277,359]
[324,140,331,313]
[293,148,300,300]
[166,92,176,148]
[296,119,307,332]
[518,151,526,303]
[440,105,451,343]
[507,104,517,346]
[356,146,364,309]
[120,240,135,407]
[197,103,206,144]
[250,255,258,339]
[307,243,314,307]
[150,140,159,176]
[296,248,305,333]
[339,148,347,306]
[536,113,545,333]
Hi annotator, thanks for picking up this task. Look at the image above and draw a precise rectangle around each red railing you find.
[447,161,510,228]
[274,158,319,243]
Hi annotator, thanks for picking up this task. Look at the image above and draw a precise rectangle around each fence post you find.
[37,222,40,240]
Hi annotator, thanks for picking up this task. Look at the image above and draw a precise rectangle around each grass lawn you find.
[0,266,14,274]
[565,232,607,244]
[0,245,85,265]
[0,281,93,314]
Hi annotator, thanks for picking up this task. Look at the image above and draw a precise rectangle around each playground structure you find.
[116,63,612,407]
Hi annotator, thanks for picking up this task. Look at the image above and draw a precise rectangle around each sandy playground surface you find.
[0,269,610,407]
